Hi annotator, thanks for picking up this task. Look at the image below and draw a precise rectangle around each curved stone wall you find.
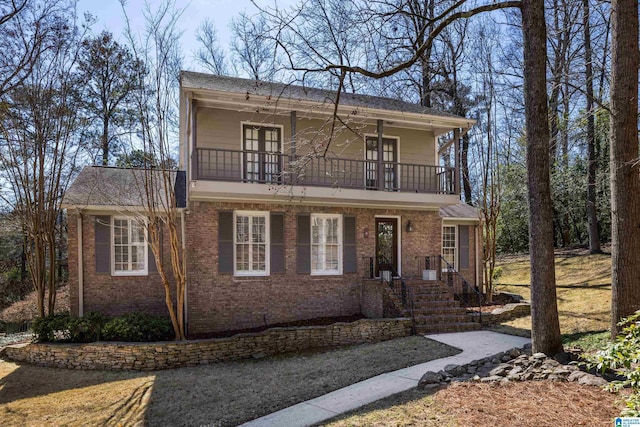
[1,318,412,371]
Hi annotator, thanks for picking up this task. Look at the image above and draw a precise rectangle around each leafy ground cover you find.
[0,284,69,323]
[0,335,457,426]
[492,248,612,337]
[320,381,624,426]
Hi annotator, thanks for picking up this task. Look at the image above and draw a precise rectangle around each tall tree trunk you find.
[522,0,563,355]
[583,0,601,254]
[461,133,472,203]
[102,118,109,166]
[610,0,640,336]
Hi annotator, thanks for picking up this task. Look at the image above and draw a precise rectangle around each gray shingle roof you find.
[63,166,186,209]
[181,71,464,119]
[440,203,481,220]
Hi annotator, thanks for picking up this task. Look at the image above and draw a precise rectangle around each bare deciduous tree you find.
[0,4,87,317]
[194,19,228,75]
[230,12,278,81]
[0,0,51,98]
[582,0,601,254]
[122,0,187,340]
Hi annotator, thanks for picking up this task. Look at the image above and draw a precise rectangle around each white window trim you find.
[240,121,284,180]
[442,224,458,271]
[310,213,343,276]
[111,216,148,276]
[363,134,401,191]
[233,210,270,277]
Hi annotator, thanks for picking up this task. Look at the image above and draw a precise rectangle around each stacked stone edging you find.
[473,302,531,325]
[418,344,608,389]
[1,318,411,371]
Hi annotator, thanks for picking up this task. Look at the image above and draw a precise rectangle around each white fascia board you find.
[189,180,460,210]
[185,89,476,132]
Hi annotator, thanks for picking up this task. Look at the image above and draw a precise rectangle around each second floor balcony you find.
[193,147,456,195]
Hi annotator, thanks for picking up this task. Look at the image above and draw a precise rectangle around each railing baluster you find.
[194,148,457,195]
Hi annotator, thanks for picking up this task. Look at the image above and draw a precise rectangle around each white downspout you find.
[77,211,84,317]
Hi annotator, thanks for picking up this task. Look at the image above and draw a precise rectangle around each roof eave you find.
[183,87,476,131]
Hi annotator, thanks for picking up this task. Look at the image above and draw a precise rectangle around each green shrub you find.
[584,311,640,416]
[32,313,73,342]
[102,312,172,342]
[65,312,110,342]
[33,312,172,343]
[492,266,504,281]
[0,319,6,333]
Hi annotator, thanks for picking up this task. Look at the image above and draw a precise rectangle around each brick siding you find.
[68,202,478,335]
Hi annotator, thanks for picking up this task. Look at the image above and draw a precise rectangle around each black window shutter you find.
[343,216,357,273]
[270,212,285,274]
[148,224,158,273]
[218,211,234,274]
[297,213,310,273]
[94,216,111,274]
[459,225,470,269]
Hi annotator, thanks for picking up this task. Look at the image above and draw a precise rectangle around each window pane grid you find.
[113,218,146,273]
[442,226,456,268]
[311,215,341,274]
[243,125,281,183]
[235,213,268,274]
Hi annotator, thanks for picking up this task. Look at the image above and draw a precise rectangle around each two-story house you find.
[64,71,482,336]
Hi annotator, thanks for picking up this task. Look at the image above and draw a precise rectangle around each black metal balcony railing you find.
[194,148,456,194]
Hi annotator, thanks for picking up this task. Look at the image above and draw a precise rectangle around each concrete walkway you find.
[241,331,531,427]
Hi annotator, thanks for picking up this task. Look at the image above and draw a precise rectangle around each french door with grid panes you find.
[243,125,282,183]
[365,137,397,190]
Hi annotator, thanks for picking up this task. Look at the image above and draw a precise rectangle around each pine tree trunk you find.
[583,0,601,254]
[521,0,563,355]
[610,0,640,336]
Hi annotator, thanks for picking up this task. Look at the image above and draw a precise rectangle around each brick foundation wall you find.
[67,201,474,335]
[68,212,174,319]
[361,280,385,318]
[2,318,412,371]
[185,201,443,334]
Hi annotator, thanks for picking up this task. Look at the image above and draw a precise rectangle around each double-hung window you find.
[442,225,457,269]
[311,214,342,275]
[234,211,269,276]
[112,217,148,275]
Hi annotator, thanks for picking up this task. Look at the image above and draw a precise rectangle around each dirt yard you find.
[0,335,457,426]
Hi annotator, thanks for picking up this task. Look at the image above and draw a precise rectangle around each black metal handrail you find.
[195,147,456,194]
[419,255,483,324]
[364,256,416,333]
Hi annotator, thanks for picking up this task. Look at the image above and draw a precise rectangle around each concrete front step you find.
[414,314,473,324]
[413,293,454,302]
[411,299,459,309]
[412,306,469,316]
[415,322,482,334]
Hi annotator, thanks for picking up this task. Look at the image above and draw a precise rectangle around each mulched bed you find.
[189,314,367,339]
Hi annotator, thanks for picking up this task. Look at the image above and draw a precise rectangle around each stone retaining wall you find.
[1,318,412,371]
[480,303,531,325]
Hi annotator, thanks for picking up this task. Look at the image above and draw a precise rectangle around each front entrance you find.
[375,217,398,277]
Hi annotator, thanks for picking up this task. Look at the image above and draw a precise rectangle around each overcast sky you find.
[75,0,296,69]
